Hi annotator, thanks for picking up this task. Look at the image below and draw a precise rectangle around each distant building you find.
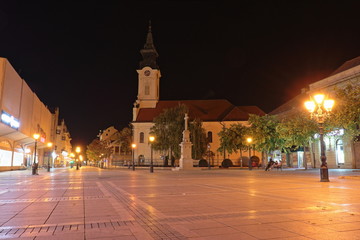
[131,25,265,167]
[270,56,360,169]
[0,57,72,170]
[99,126,127,167]
[53,117,73,167]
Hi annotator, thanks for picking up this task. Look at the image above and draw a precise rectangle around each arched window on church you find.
[207,131,213,143]
[140,132,144,143]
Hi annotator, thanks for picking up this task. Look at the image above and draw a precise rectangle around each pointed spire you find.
[143,20,157,52]
[139,21,159,69]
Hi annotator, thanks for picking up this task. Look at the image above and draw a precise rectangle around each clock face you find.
[144,70,151,76]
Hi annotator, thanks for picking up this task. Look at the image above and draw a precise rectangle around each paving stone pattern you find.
[0,167,360,239]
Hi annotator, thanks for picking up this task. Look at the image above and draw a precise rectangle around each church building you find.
[131,25,265,167]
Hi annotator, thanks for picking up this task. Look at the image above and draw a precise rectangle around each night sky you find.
[1,1,360,146]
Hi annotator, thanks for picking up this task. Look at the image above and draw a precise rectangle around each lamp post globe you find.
[47,142,53,172]
[32,133,40,175]
[149,136,155,173]
[75,146,81,170]
[247,137,253,170]
[131,143,136,171]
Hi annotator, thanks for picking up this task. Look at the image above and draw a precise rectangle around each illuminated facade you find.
[53,118,72,167]
[99,126,122,167]
[271,56,360,169]
[0,57,71,170]
[131,25,265,167]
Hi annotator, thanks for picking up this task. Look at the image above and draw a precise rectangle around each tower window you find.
[140,132,144,143]
[207,131,213,143]
[145,85,150,95]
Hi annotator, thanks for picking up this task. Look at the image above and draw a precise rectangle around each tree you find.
[218,123,249,164]
[248,114,285,163]
[150,104,207,161]
[118,127,132,154]
[277,112,318,169]
[189,118,207,160]
[86,139,112,165]
[331,83,360,138]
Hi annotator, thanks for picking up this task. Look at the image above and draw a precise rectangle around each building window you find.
[207,131,213,143]
[140,132,144,143]
[336,139,345,164]
[145,85,150,95]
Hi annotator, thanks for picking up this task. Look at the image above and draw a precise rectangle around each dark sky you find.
[1,1,360,146]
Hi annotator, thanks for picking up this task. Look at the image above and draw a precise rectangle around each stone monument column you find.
[179,113,194,170]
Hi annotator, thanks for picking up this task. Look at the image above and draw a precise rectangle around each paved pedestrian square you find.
[0,167,360,239]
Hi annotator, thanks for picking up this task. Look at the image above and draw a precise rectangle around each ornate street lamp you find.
[149,136,155,173]
[32,133,40,175]
[131,143,136,171]
[47,142,53,172]
[305,93,335,182]
[247,137,253,170]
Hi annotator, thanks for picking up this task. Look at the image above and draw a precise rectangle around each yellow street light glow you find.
[79,155,83,161]
[324,99,335,111]
[305,100,316,113]
[131,143,136,149]
[75,146,81,153]
[246,137,252,144]
[304,94,335,182]
[149,136,155,142]
[47,142,53,147]
[314,94,325,104]
[33,133,40,140]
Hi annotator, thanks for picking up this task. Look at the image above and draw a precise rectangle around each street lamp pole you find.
[247,137,253,170]
[131,143,136,171]
[32,133,40,175]
[149,136,155,173]
[47,142,53,172]
[305,94,334,182]
[75,146,81,170]
[207,144,211,170]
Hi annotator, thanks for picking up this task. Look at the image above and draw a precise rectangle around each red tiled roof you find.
[222,106,266,121]
[135,100,265,122]
[330,56,360,76]
[237,106,266,116]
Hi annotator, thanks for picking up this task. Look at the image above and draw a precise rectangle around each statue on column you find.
[177,113,194,170]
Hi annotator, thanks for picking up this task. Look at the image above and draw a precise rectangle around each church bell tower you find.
[133,22,161,121]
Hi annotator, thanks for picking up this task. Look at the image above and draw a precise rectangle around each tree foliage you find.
[218,123,249,154]
[189,118,207,159]
[150,104,206,159]
[277,111,318,149]
[118,127,132,154]
[86,139,112,163]
[248,114,285,153]
[330,83,360,138]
